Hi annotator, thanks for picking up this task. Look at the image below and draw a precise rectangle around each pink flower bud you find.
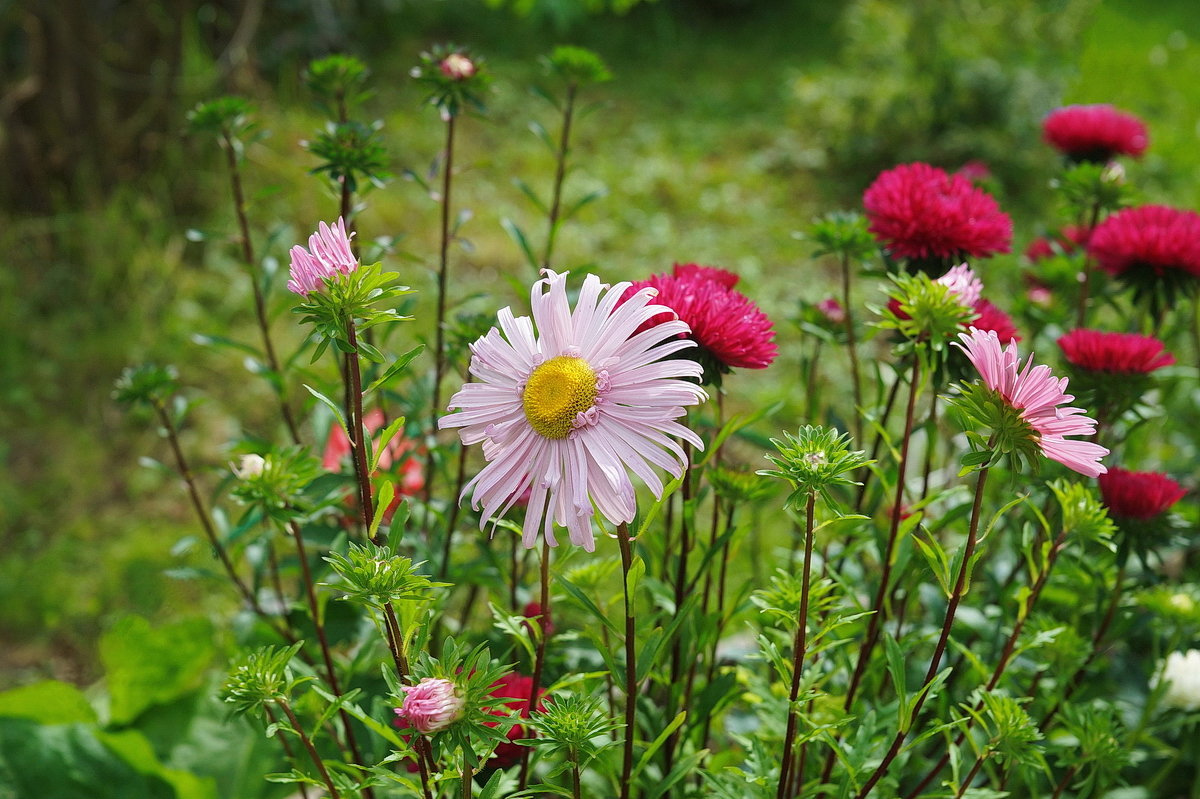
[816,297,845,324]
[439,53,476,80]
[395,678,464,734]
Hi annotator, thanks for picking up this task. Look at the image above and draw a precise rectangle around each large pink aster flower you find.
[672,262,740,289]
[440,269,707,551]
[287,217,358,295]
[622,269,777,384]
[955,327,1108,477]
[863,162,1012,269]
[1042,105,1148,163]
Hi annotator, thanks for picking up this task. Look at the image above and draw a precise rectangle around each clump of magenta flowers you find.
[100,46,1199,799]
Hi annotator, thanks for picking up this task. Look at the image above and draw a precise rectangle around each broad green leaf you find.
[0,681,96,725]
[100,616,214,725]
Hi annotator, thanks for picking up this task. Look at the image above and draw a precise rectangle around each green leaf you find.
[557,576,621,637]
[624,555,645,601]
[501,218,539,270]
[303,384,347,431]
[370,480,394,540]
[364,345,425,397]
[513,178,548,215]
[0,681,96,725]
[100,616,214,725]
[632,711,686,779]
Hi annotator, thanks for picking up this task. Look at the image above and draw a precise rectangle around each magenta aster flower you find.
[395,678,464,734]
[1098,468,1186,520]
[1088,205,1200,311]
[672,262,740,289]
[440,269,707,551]
[623,270,777,384]
[287,217,358,296]
[863,162,1012,270]
[1042,104,1148,163]
[954,327,1108,477]
[1058,329,1175,374]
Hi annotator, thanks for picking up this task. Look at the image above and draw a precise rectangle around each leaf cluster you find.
[306,120,391,195]
[323,544,443,609]
[293,262,413,364]
[222,643,309,717]
[760,425,872,512]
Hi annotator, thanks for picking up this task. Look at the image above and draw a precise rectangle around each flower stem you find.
[776,492,816,799]
[903,527,1070,799]
[424,112,458,520]
[853,464,991,799]
[617,521,639,799]
[462,755,473,799]
[1075,199,1103,328]
[841,255,863,445]
[153,401,294,642]
[288,520,372,798]
[518,539,552,791]
[439,375,474,580]
[542,83,577,272]
[264,706,313,799]
[220,131,301,445]
[278,698,341,799]
[345,320,379,543]
[571,758,584,799]
[953,753,987,799]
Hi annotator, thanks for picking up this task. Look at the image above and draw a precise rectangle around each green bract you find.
[293,262,413,364]
[322,544,443,609]
[949,381,1042,475]
[186,96,255,139]
[306,120,391,195]
[229,445,323,519]
[112,364,179,408]
[878,271,976,352]
[304,55,372,116]
[807,210,878,262]
[411,44,490,120]
[544,46,612,87]
[222,643,309,717]
[760,425,871,512]
[524,694,621,773]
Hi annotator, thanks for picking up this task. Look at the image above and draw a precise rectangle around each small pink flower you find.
[287,217,358,296]
[439,53,476,80]
[955,327,1109,478]
[395,678,464,734]
[817,297,846,324]
[937,263,983,307]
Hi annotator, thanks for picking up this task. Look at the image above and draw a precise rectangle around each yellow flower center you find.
[522,356,598,439]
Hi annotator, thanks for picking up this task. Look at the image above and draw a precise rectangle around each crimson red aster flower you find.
[623,270,777,384]
[1058,329,1175,374]
[863,162,1012,271]
[1042,104,1148,163]
[672,262,739,288]
[1087,205,1200,310]
[1098,468,1186,520]
[1025,225,1091,262]
[484,673,546,769]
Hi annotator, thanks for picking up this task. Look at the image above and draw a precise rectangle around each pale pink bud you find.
[232,454,266,479]
[439,54,476,80]
[816,297,845,324]
[395,678,464,734]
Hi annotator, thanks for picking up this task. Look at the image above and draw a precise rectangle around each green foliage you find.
[304,55,372,118]
[293,262,413,364]
[306,121,392,195]
[323,544,443,609]
[228,445,324,520]
[185,97,255,140]
[806,211,878,263]
[543,46,613,87]
[112,364,179,409]
[877,271,976,352]
[1052,161,1132,220]
[221,643,308,718]
[949,381,1043,475]
[99,616,215,725]
[523,693,621,771]
[760,425,871,512]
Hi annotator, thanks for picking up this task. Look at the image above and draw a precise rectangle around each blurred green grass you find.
[2,0,1197,684]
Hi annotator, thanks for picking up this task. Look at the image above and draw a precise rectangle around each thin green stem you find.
[221,130,301,445]
[841,255,863,444]
[542,84,577,272]
[617,521,638,799]
[154,402,294,643]
[776,493,816,799]
[853,464,991,798]
[518,538,552,791]
[345,321,379,543]
[424,112,458,519]
[279,698,341,799]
